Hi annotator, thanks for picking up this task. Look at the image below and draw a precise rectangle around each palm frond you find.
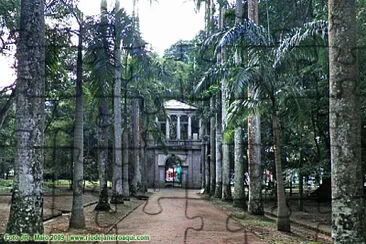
[274,20,328,67]
[194,64,226,95]
[216,20,269,53]
[226,97,262,129]
[200,31,225,54]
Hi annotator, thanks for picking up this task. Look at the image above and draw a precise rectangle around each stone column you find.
[177,115,181,140]
[188,115,192,140]
[199,119,202,139]
[166,116,170,140]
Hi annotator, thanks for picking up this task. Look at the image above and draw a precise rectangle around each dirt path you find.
[113,189,264,244]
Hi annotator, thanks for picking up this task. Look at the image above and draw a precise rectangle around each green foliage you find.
[194,0,335,185]
[274,20,328,67]
[194,64,224,96]
[0,0,20,51]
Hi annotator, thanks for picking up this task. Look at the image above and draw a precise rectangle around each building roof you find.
[164,100,197,110]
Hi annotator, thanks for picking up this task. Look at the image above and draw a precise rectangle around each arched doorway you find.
[165,154,183,186]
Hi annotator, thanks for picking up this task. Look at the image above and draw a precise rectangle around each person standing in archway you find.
[176,163,182,184]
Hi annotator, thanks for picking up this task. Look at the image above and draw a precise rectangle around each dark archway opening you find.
[165,154,182,187]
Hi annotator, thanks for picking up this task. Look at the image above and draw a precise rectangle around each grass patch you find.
[1,179,111,193]
[210,197,276,228]
[0,180,13,193]
[0,180,12,187]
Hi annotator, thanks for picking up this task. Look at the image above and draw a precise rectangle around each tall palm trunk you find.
[146,130,155,187]
[328,0,365,241]
[298,131,304,211]
[247,0,263,215]
[219,3,232,201]
[203,120,210,193]
[200,118,206,189]
[247,108,263,214]
[95,101,111,210]
[6,0,45,235]
[210,96,216,195]
[215,95,222,198]
[122,128,129,196]
[199,116,209,190]
[272,110,290,232]
[233,128,245,208]
[221,78,232,201]
[140,105,148,192]
[69,24,86,229]
[111,24,124,204]
[95,0,112,209]
[131,98,142,195]
[122,61,130,198]
[233,0,245,209]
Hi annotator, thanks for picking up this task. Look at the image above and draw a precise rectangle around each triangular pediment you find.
[164,100,197,110]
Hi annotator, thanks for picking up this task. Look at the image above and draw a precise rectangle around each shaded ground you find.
[264,198,331,238]
[211,197,331,243]
[0,188,332,243]
[0,190,144,236]
[115,189,263,243]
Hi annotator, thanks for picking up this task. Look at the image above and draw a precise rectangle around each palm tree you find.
[193,0,215,194]
[219,2,232,202]
[233,0,246,209]
[215,94,223,198]
[131,98,143,195]
[272,18,331,232]
[228,51,292,231]
[233,127,245,208]
[70,26,86,227]
[202,119,210,192]
[207,0,216,196]
[6,0,45,235]
[55,0,87,228]
[129,1,146,196]
[328,0,366,241]
[122,79,130,198]
[217,13,296,229]
[271,99,290,232]
[247,0,264,216]
[111,0,126,204]
[210,96,216,195]
[67,4,86,229]
[92,0,112,211]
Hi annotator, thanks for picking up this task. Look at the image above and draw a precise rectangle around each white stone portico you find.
[147,100,203,188]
